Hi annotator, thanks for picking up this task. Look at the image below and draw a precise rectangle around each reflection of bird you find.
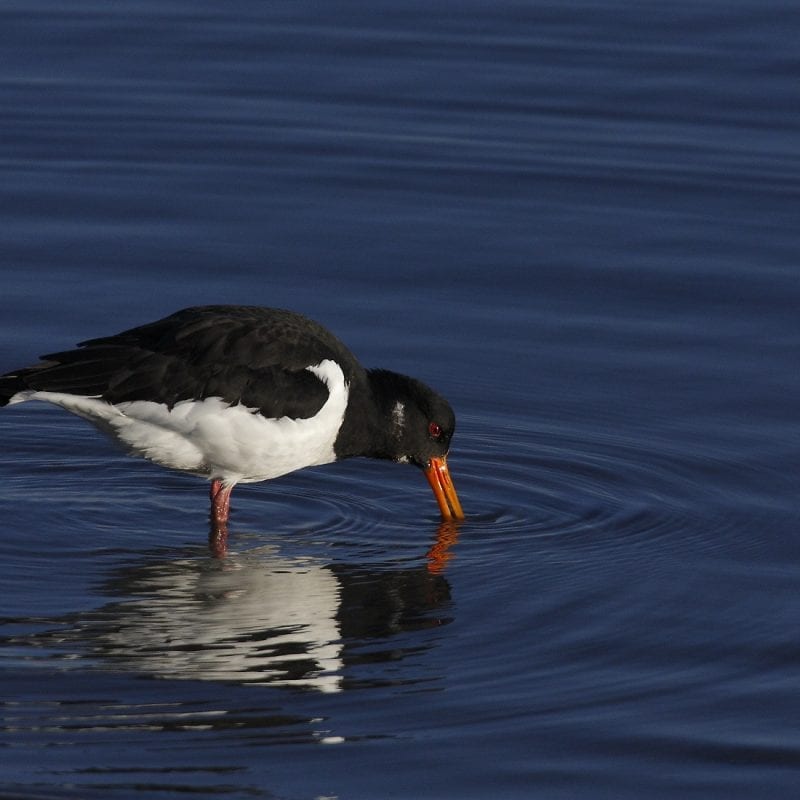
[0,306,463,539]
[30,546,453,693]
[98,548,347,693]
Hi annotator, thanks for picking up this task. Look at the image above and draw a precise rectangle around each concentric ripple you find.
[444,412,786,572]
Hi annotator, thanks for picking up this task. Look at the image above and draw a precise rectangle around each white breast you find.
[11,359,349,485]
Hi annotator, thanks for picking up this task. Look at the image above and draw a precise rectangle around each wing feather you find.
[1,306,363,419]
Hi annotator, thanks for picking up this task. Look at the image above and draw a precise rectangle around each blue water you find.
[2,2,800,798]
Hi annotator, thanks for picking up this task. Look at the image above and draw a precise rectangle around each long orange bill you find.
[424,456,465,521]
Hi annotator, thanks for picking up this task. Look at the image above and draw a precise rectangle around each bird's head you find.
[368,369,464,520]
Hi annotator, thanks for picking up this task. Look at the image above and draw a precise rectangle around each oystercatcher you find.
[0,306,463,539]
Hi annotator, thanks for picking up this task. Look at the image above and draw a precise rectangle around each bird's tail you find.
[0,368,34,406]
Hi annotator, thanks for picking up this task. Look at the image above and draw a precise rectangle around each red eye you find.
[428,421,442,439]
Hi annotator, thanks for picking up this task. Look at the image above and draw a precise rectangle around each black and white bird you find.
[0,306,463,538]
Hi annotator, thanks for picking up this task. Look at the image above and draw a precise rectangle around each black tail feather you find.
[0,370,28,406]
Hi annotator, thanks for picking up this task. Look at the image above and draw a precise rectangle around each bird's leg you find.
[208,479,234,557]
[209,479,233,524]
[208,523,228,558]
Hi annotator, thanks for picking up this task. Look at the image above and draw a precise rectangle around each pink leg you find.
[209,479,234,524]
[208,480,234,557]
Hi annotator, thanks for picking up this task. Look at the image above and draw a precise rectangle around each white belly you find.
[9,360,349,485]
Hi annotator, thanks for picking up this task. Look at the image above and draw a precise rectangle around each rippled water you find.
[2,1,800,798]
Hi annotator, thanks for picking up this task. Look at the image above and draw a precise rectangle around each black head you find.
[337,369,464,520]
[367,369,456,467]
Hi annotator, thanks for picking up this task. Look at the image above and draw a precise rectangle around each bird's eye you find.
[428,421,442,439]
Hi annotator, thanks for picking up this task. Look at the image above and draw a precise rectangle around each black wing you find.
[0,306,363,419]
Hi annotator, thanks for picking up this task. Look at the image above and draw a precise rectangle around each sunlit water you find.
[2,2,800,798]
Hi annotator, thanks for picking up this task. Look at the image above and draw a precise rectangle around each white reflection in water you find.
[98,547,344,693]
[9,532,455,694]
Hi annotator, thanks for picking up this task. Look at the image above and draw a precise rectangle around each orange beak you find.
[424,456,465,521]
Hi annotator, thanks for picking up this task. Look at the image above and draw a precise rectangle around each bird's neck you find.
[334,369,405,461]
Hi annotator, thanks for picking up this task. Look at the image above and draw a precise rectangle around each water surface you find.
[2,2,800,798]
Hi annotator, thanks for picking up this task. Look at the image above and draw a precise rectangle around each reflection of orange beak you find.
[427,520,460,574]
[424,456,465,521]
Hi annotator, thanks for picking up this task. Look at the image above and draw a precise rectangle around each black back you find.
[0,306,366,419]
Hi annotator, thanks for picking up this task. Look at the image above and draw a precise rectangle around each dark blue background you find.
[1,2,799,798]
